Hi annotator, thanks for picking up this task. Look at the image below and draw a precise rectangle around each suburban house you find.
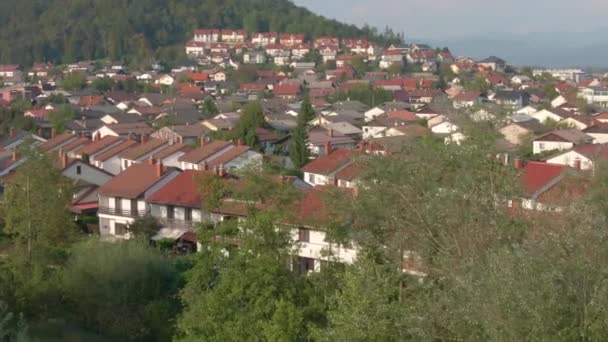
[531,108,571,124]
[532,129,593,155]
[582,124,608,144]
[302,148,355,187]
[97,161,181,239]
[545,143,608,170]
[151,125,210,145]
[93,122,155,139]
[307,126,356,156]
[273,83,302,101]
[478,56,506,72]
[500,119,548,145]
[178,140,262,171]
[493,90,529,108]
[579,87,608,108]
[119,138,170,171]
[90,139,138,175]
[515,161,587,212]
[452,91,481,109]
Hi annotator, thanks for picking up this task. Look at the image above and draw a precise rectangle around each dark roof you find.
[94,140,138,162]
[178,140,232,164]
[119,138,168,161]
[75,136,123,156]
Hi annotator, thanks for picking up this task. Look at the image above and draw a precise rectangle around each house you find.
[146,170,222,244]
[0,64,22,79]
[515,161,586,212]
[97,161,181,239]
[29,63,53,78]
[478,56,506,72]
[546,143,608,170]
[243,51,267,64]
[0,151,27,177]
[91,139,139,175]
[511,75,532,85]
[531,108,571,124]
[279,34,305,47]
[499,119,547,146]
[37,133,80,153]
[156,74,175,86]
[429,117,459,135]
[380,50,404,69]
[307,126,356,156]
[73,135,124,160]
[151,125,210,145]
[93,123,154,140]
[302,148,354,187]
[193,29,221,43]
[220,29,246,43]
[582,124,608,144]
[319,46,339,63]
[178,140,261,171]
[532,129,593,154]
[579,87,608,108]
[251,32,278,46]
[119,138,170,171]
[0,129,46,151]
[291,187,358,272]
[493,90,529,108]
[452,91,481,109]
[273,84,302,101]
[516,105,538,116]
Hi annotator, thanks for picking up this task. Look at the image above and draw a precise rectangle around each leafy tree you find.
[176,212,309,341]
[61,239,182,341]
[61,72,87,91]
[290,97,313,168]
[48,105,76,134]
[235,101,265,148]
[332,84,393,107]
[312,254,405,341]
[201,98,218,118]
[1,153,77,263]
[90,77,115,91]
[128,216,161,240]
[544,83,559,101]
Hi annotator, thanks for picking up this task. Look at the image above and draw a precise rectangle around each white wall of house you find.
[533,140,574,154]
[291,228,358,271]
[63,162,112,186]
[93,126,119,139]
[586,132,608,144]
[546,151,593,170]
[303,172,328,187]
[97,155,122,175]
[559,118,588,130]
[364,107,385,122]
[362,125,387,139]
[159,152,186,169]
[431,121,459,134]
[532,110,563,124]
[224,151,263,170]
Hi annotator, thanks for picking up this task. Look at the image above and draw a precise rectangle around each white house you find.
[545,144,608,170]
[532,129,593,155]
[97,162,181,238]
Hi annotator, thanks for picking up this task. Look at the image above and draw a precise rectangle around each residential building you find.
[532,129,593,154]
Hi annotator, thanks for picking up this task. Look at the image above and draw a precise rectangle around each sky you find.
[293,0,608,67]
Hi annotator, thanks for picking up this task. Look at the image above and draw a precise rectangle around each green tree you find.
[235,101,265,148]
[90,76,115,91]
[1,153,76,263]
[48,105,76,134]
[61,239,182,341]
[201,98,218,118]
[290,97,314,168]
[177,212,308,341]
[61,72,87,91]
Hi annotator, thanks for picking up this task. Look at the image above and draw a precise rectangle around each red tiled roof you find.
[38,133,77,152]
[120,138,168,161]
[79,95,105,107]
[335,163,362,182]
[153,143,193,160]
[520,162,568,195]
[207,146,251,168]
[273,84,301,96]
[179,140,232,164]
[75,136,123,156]
[386,110,418,121]
[24,109,49,118]
[94,140,138,162]
[186,72,209,82]
[302,148,353,175]
[98,163,176,199]
[453,91,480,102]
[294,186,355,227]
[147,170,209,207]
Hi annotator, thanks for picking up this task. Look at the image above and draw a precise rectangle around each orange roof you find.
[95,140,138,162]
[520,161,568,195]
[302,149,353,175]
[207,146,251,168]
[98,163,176,199]
[75,136,122,156]
[179,140,232,164]
[147,170,209,207]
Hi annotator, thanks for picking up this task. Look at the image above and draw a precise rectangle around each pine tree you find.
[290,97,314,169]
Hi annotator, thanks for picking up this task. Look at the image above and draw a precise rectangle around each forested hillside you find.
[0,0,402,66]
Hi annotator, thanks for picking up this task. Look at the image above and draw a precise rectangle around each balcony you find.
[157,217,198,230]
[98,206,146,218]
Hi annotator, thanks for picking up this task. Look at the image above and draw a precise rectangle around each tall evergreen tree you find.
[290,97,314,168]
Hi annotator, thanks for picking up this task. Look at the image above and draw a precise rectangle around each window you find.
[131,200,138,216]
[539,143,546,150]
[298,228,310,243]
[76,165,82,175]
[296,257,315,273]
[115,197,123,211]
[167,206,175,219]
[115,223,127,236]
[185,208,192,221]
[307,174,315,184]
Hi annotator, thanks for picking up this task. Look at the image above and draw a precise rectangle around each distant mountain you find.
[0,0,400,66]
[423,29,608,68]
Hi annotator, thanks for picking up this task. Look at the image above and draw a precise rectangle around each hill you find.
[0,0,402,66]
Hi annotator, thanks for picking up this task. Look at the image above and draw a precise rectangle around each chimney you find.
[514,158,524,169]
[51,128,56,139]
[148,157,156,165]
[573,158,582,170]
[127,133,133,141]
[511,199,521,210]
[324,141,332,156]
[9,128,15,137]
[61,153,68,169]
[200,136,206,147]
[328,129,334,137]
[330,177,338,186]
[237,139,243,146]
[140,134,148,145]
[156,161,163,177]
[218,164,226,177]
[93,133,99,142]
[202,161,209,171]
[11,151,17,162]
